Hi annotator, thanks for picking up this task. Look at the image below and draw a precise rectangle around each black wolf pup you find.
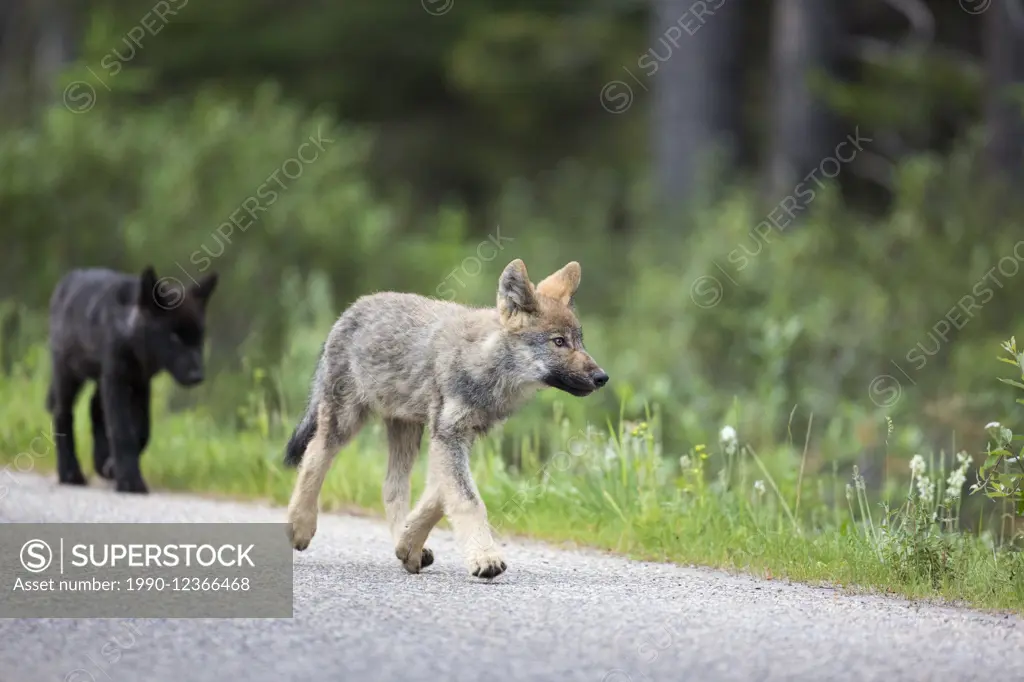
[45,266,218,493]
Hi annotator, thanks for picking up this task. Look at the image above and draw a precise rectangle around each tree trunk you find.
[32,0,76,98]
[767,0,842,201]
[983,0,1024,184]
[650,0,745,210]
[0,0,76,124]
[0,0,31,123]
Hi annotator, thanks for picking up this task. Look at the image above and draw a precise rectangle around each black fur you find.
[45,265,218,493]
[283,344,324,467]
[283,415,317,468]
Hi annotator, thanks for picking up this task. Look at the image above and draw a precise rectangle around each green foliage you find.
[0,86,491,386]
[847,451,975,589]
[71,0,642,203]
[972,337,1024,519]
[815,49,983,150]
[580,146,1024,471]
[55,0,992,211]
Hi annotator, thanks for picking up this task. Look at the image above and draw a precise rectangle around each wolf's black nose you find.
[593,371,609,387]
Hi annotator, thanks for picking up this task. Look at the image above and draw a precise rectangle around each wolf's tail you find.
[284,344,327,468]
[284,404,318,467]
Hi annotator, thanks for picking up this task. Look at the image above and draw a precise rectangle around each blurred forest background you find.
[1,0,1023,496]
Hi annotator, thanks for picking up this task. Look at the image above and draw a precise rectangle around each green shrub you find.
[973,337,1024,528]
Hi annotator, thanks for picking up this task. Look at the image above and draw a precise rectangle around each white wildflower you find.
[845,484,854,501]
[945,468,967,501]
[753,480,766,496]
[916,474,935,501]
[985,422,1014,447]
[909,454,926,478]
[719,425,738,456]
[956,451,970,465]
[679,455,692,470]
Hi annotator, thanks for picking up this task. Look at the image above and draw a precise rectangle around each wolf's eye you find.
[552,337,566,347]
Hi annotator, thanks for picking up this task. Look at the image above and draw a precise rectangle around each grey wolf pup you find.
[283,259,609,578]
[46,266,218,493]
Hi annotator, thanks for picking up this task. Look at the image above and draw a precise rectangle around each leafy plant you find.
[873,452,972,587]
[971,337,1024,520]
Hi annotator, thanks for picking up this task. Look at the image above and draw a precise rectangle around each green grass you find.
[2,345,1023,614]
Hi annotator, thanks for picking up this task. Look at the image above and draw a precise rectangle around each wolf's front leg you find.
[49,367,85,485]
[428,430,507,579]
[53,394,86,485]
[89,389,113,480]
[100,377,148,493]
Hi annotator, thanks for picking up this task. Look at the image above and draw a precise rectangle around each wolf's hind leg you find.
[287,401,367,551]
[383,419,436,567]
[395,467,445,574]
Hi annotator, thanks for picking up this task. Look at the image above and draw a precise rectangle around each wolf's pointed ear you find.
[138,266,162,312]
[192,271,218,305]
[497,259,538,324]
[535,261,581,306]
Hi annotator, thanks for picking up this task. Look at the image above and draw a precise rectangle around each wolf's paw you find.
[287,513,317,551]
[115,476,148,494]
[468,550,507,580]
[95,457,115,481]
[58,470,87,486]
[395,545,434,574]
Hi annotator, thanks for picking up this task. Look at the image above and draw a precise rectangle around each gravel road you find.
[0,471,1021,682]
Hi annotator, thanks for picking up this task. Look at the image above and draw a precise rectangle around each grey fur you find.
[284,259,608,578]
